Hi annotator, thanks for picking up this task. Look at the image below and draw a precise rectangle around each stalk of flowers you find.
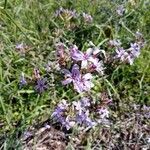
[59,43,105,93]
[114,41,143,65]
[82,13,93,23]
[108,39,121,47]
[19,72,27,88]
[35,77,48,93]
[51,97,110,130]
[55,42,70,67]
[116,5,125,16]
[70,44,104,73]
[55,7,77,21]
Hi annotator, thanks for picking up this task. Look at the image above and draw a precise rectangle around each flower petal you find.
[61,69,71,76]
[83,73,93,80]
[81,60,88,69]
[71,49,84,61]
[86,48,93,56]
[62,78,72,85]
[72,64,81,79]
[73,81,83,93]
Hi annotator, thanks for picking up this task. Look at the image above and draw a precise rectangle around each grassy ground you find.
[0,0,150,149]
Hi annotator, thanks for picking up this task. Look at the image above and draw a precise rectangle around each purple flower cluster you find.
[113,40,143,65]
[52,98,110,130]
[55,7,93,23]
[51,100,75,130]
[35,78,48,93]
[57,43,104,93]
[55,7,77,20]
[62,64,94,93]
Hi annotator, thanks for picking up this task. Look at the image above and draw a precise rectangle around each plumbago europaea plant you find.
[51,33,144,131]
[18,7,145,131]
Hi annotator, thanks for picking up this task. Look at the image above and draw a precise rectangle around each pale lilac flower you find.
[129,43,141,58]
[72,101,83,114]
[82,13,93,23]
[80,97,90,107]
[35,78,48,93]
[115,47,128,61]
[71,47,94,69]
[58,99,69,110]
[51,100,68,124]
[56,42,65,58]
[116,5,125,16]
[64,116,75,130]
[126,55,134,65]
[73,98,90,114]
[19,72,27,87]
[61,64,81,86]
[97,107,109,119]
[62,64,94,93]
[109,39,121,47]
[76,110,96,127]
[85,117,97,127]
[76,110,89,125]
[124,42,141,65]
[16,43,24,50]
[89,58,104,75]
[81,73,94,91]
[55,7,77,19]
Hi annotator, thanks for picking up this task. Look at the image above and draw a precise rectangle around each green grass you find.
[0,0,150,149]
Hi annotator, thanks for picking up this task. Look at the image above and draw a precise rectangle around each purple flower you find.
[61,64,81,85]
[89,58,104,75]
[82,13,93,23]
[56,42,65,58]
[35,78,48,93]
[55,7,77,20]
[71,47,94,69]
[109,39,121,47]
[85,117,97,128]
[16,43,24,50]
[19,72,27,87]
[72,101,83,114]
[115,47,128,61]
[80,97,90,107]
[51,100,75,130]
[116,5,125,16]
[76,110,96,127]
[64,116,75,130]
[62,64,94,93]
[97,107,109,119]
[129,43,141,58]
[51,100,68,124]
[76,110,89,125]
[80,73,94,91]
